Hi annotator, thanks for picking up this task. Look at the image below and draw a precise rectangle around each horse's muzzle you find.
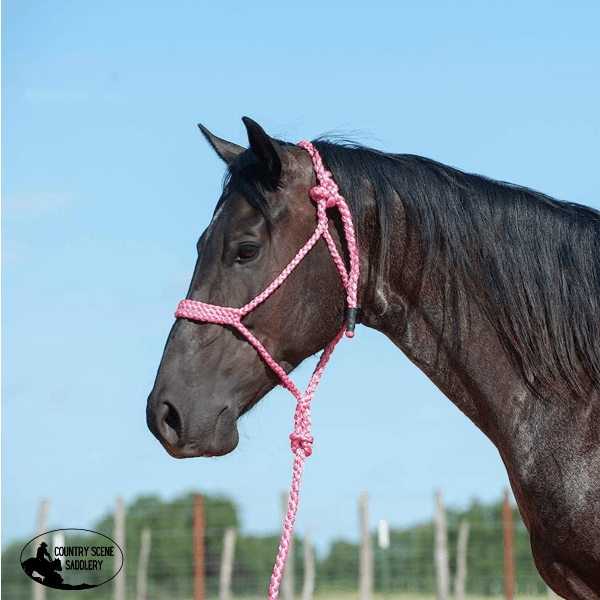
[146,396,239,458]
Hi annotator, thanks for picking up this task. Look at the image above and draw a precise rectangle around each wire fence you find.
[2,492,550,600]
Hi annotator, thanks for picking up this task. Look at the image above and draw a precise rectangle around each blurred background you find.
[2,0,599,598]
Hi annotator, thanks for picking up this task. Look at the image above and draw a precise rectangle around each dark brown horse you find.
[147,117,600,598]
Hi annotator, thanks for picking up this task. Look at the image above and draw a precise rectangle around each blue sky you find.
[3,0,599,557]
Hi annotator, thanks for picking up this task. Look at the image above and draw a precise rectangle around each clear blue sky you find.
[3,0,599,557]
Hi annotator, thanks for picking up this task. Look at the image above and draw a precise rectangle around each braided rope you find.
[298,140,360,316]
[174,141,359,599]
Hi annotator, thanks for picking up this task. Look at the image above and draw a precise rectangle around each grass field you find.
[224,595,549,600]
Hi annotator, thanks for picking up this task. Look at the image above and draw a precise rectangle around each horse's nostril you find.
[159,402,182,445]
[165,403,181,432]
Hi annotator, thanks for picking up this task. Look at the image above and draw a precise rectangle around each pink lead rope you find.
[175,141,360,599]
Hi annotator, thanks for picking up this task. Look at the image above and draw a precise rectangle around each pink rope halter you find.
[175,141,360,599]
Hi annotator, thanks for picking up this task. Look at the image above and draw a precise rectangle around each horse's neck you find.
[360,255,525,446]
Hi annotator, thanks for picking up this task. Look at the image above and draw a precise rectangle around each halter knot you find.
[309,171,343,209]
[289,432,314,457]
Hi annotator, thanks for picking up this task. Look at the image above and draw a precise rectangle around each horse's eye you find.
[236,243,259,262]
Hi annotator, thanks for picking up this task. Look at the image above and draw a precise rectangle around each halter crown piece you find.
[174,141,360,599]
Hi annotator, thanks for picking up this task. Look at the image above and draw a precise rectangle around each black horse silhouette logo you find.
[22,543,64,587]
[21,529,123,590]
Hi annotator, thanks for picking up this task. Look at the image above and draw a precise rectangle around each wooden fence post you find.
[52,531,65,567]
[114,496,126,600]
[358,491,373,600]
[33,498,50,600]
[219,527,236,600]
[301,525,315,600]
[136,528,152,600]
[503,490,515,600]
[378,520,391,596]
[455,519,470,600]
[434,490,449,600]
[280,492,295,600]
[194,494,206,600]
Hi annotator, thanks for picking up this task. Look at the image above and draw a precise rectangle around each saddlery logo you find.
[20,529,123,591]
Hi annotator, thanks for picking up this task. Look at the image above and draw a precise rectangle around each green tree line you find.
[2,493,547,599]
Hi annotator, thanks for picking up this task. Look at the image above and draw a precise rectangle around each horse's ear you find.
[242,117,283,184]
[198,124,245,165]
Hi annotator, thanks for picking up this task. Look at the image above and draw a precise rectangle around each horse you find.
[22,557,63,586]
[147,117,600,599]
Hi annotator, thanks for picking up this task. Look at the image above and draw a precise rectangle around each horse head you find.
[146,118,350,458]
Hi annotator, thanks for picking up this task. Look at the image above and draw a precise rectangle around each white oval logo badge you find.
[20,529,124,590]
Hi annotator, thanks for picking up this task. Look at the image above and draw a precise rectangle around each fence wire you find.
[2,495,549,600]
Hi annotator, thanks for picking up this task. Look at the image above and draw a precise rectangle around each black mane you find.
[219,142,297,230]
[313,140,600,400]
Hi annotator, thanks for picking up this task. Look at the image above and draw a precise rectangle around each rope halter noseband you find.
[174,141,360,599]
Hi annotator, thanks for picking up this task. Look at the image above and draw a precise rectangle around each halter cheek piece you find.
[174,141,360,599]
